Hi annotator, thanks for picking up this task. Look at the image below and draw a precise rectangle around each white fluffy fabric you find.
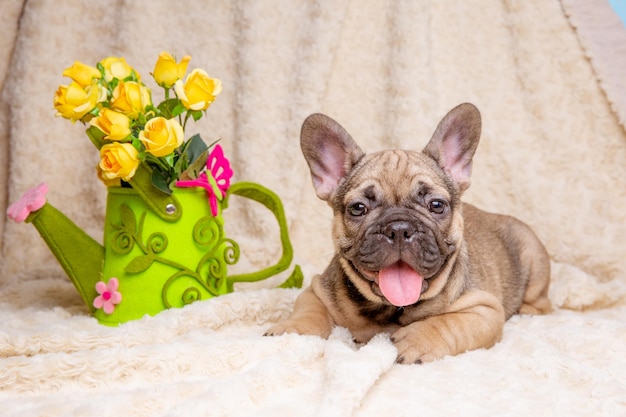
[1,1,625,416]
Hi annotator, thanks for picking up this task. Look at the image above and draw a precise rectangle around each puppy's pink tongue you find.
[378,262,423,307]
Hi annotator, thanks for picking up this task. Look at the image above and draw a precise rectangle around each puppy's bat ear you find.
[300,113,365,202]
[423,103,481,193]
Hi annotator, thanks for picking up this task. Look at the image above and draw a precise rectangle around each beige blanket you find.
[1,1,625,415]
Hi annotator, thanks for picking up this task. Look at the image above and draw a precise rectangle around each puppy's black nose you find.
[383,221,416,243]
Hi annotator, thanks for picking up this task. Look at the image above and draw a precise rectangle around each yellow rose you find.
[96,165,121,187]
[153,52,191,88]
[99,142,139,181]
[138,117,184,157]
[53,79,107,122]
[90,108,131,141]
[174,69,222,111]
[110,80,151,119]
[100,56,136,82]
[62,61,101,88]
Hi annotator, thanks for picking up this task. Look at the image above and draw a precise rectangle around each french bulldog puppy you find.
[266,103,551,363]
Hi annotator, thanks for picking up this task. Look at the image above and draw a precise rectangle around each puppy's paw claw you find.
[264,323,291,337]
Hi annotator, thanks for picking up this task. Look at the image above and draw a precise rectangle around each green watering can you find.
[7,163,302,326]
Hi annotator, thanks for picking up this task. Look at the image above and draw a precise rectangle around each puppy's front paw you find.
[264,318,332,339]
[391,322,452,364]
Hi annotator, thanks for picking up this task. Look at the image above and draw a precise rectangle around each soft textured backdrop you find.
[1,1,625,416]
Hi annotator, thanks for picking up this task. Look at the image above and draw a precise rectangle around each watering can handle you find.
[223,181,295,289]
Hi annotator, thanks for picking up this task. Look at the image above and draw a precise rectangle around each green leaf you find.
[168,177,180,192]
[151,168,173,195]
[177,134,209,180]
[189,110,203,122]
[125,255,155,273]
[172,103,187,118]
[172,152,189,178]
[156,100,186,119]
[109,77,119,91]
[128,70,140,82]
[131,136,143,152]
[86,125,106,150]
[137,112,147,125]
[143,104,158,119]
[157,98,180,119]
[206,138,220,149]
[180,149,208,180]
[119,204,137,233]
[185,134,208,164]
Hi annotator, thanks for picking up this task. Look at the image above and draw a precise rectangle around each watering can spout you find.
[8,181,303,325]
[24,203,104,312]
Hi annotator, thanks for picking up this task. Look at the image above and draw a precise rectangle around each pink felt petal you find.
[7,183,49,223]
[110,292,122,304]
[95,281,107,294]
[208,145,232,193]
[103,301,115,314]
[93,296,104,309]
[107,278,119,291]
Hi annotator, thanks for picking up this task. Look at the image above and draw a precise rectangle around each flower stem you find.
[183,112,191,130]
[145,154,171,173]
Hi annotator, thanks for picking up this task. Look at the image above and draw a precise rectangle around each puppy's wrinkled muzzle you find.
[351,214,450,306]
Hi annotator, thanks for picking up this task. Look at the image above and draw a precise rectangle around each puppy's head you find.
[301,103,481,307]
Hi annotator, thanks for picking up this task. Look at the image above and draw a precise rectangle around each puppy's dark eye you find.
[428,199,447,214]
[348,203,368,217]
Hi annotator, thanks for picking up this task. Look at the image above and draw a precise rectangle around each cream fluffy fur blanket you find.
[1,1,626,416]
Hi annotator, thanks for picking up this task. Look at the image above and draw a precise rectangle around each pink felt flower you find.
[7,183,49,222]
[93,278,122,314]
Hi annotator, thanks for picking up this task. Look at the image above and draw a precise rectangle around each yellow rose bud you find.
[53,79,107,122]
[174,69,222,111]
[100,56,136,82]
[99,142,139,181]
[153,52,191,88]
[62,61,101,88]
[138,117,184,157]
[110,80,151,119]
[90,108,132,141]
